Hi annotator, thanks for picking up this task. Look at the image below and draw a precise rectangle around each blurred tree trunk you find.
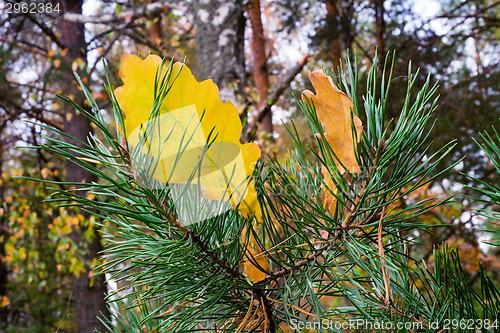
[248,0,272,135]
[325,0,342,70]
[148,0,164,47]
[0,59,18,327]
[57,0,110,332]
[0,146,6,324]
[373,0,385,63]
[192,0,246,103]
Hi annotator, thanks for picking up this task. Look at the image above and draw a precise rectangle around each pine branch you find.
[31,52,500,332]
[258,238,336,285]
[185,228,244,280]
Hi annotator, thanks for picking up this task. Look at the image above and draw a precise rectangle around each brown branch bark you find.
[147,0,166,47]
[248,0,272,135]
[325,0,342,70]
[373,0,385,65]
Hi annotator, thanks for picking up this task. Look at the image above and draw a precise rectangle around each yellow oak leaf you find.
[302,70,362,174]
[114,54,261,219]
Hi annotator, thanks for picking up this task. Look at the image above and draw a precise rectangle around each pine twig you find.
[185,228,244,280]
[377,207,391,305]
[257,237,337,285]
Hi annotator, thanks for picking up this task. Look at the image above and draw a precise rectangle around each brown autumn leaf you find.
[302,70,362,174]
[302,70,363,220]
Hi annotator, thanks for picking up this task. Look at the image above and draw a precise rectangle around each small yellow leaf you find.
[66,112,73,122]
[5,242,14,256]
[0,296,10,307]
[18,247,26,260]
[241,228,269,283]
[67,216,79,227]
[40,167,50,179]
[302,70,362,174]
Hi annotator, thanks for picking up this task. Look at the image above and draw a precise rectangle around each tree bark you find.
[325,0,342,70]
[57,1,110,332]
[192,0,246,104]
[248,0,272,135]
[373,0,385,64]
[148,0,164,47]
[0,144,7,326]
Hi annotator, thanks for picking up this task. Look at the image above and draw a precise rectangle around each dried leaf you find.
[302,70,362,174]
[303,70,363,218]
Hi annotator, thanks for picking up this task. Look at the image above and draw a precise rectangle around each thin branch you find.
[122,29,172,61]
[0,38,48,57]
[267,298,317,319]
[257,237,336,285]
[25,14,65,49]
[377,207,390,305]
[185,228,244,280]
[62,1,185,24]
[244,54,310,142]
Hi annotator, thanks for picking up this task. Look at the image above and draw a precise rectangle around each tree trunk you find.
[325,0,342,71]
[57,1,110,332]
[248,0,272,135]
[192,0,246,104]
[0,145,7,326]
[148,0,163,47]
[373,0,385,64]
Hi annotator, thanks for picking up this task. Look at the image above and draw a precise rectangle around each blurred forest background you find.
[0,0,499,332]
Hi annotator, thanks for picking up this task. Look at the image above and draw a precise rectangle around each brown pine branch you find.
[185,228,245,280]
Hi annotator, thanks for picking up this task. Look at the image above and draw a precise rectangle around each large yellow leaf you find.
[302,70,362,174]
[114,54,261,219]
